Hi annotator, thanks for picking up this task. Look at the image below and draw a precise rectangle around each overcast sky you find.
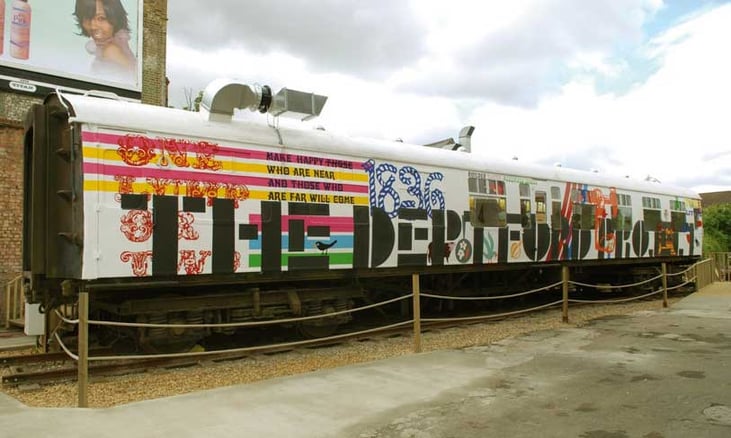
[166,0,731,194]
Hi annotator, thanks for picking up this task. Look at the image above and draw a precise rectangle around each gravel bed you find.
[1,297,681,408]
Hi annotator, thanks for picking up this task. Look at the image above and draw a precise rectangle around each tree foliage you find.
[702,203,731,255]
[182,88,203,112]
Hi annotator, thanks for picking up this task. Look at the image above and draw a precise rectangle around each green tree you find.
[182,88,204,112]
[702,203,731,255]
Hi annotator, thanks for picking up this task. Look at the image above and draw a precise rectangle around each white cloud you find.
[466,3,731,192]
[166,1,731,193]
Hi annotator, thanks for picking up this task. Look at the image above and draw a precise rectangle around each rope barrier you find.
[568,287,662,304]
[421,299,564,323]
[86,293,412,329]
[421,281,563,301]
[54,308,79,325]
[569,273,662,289]
[665,265,694,277]
[87,319,414,362]
[54,332,79,361]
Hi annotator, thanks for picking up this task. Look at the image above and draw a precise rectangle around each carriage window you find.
[469,197,507,227]
[670,211,686,231]
[519,183,530,197]
[581,204,595,229]
[644,209,662,230]
[520,199,532,228]
[642,196,660,209]
[551,186,561,199]
[617,206,633,231]
[572,203,596,229]
[552,201,562,230]
[669,199,687,231]
[616,193,633,231]
[572,203,582,229]
[535,192,547,224]
[489,180,505,195]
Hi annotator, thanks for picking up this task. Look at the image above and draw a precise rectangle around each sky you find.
[165,0,731,194]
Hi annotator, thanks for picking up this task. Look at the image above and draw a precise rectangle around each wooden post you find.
[562,265,569,323]
[661,263,668,308]
[78,290,89,408]
[4,282,10,329]
[412,273,422,353]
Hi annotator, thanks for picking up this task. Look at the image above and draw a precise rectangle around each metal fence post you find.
[661,263,668,308]
[78,289,89,408]
[412,273,422,353]
[562,265,569,323]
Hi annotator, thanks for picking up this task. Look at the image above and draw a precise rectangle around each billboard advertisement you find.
[0,0,142,93]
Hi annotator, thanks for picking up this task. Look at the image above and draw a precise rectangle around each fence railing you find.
[4,275,24,329]
[711,252,731,282]
[43,258,716,407]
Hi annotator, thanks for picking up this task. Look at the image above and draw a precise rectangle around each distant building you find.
[700,191,731,209]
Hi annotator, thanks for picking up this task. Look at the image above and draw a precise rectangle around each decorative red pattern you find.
[147,177,172,196]
[178,250,212,274]
[120,210,153,242]
[117,135,158,166]
[191,141,223,171]
[177,212,199,240]
[120,250,153,276]
[224,183,250,208]
[234,251,241,271]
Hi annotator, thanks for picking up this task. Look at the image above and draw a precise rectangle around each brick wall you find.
[0,120,25,288]
[0,1,167,321]
[142,0,169,106]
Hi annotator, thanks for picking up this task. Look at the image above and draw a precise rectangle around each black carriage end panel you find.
[212,198,235,274]
[498,228,509,263]
[371,208,394,267]
[414,228,429,240]
[399,223,413,251]
[289,220,305,252]
[536,223,550,261]
[239,224,259,240]
[446,210,461,241]
[183,196,206,213]
[289,202,329,216]
[522,227,536,261]
[352,206,370,269]
[121,194,148,210]
[473,227,484,264]
[632,221,649,257]
[288,255,329,271]
[430,210,446,266]
[261,201,282,272]
[398,254,428,266]
[152,195,179,276]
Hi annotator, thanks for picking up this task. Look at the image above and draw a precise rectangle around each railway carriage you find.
[21,80,702,348]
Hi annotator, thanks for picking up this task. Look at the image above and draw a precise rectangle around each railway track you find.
[2,282,688,388]
[0,316,496,387]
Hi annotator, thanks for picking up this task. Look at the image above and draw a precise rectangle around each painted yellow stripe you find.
[83,146,369,182]
[83,180,369,205]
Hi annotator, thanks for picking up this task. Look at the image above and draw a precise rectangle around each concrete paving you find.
[1,283,730,437]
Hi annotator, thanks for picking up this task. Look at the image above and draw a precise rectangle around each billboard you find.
[0,0,142,94]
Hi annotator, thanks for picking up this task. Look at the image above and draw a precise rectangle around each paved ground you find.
[1,283,730,437]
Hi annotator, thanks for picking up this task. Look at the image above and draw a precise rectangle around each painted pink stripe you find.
[83,162,368,193]
[82,131,365,170]
[248,214,354,232]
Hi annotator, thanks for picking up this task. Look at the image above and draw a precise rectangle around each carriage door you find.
[533,191,550,260]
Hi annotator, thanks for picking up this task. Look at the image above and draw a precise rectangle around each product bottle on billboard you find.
[10,0,31,60]
[0,0,5,56]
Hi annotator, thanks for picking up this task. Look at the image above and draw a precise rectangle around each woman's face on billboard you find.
[82,0,114,43]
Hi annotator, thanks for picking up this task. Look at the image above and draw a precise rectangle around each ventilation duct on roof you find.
[423,126,475,153]
[199,79,327,122]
